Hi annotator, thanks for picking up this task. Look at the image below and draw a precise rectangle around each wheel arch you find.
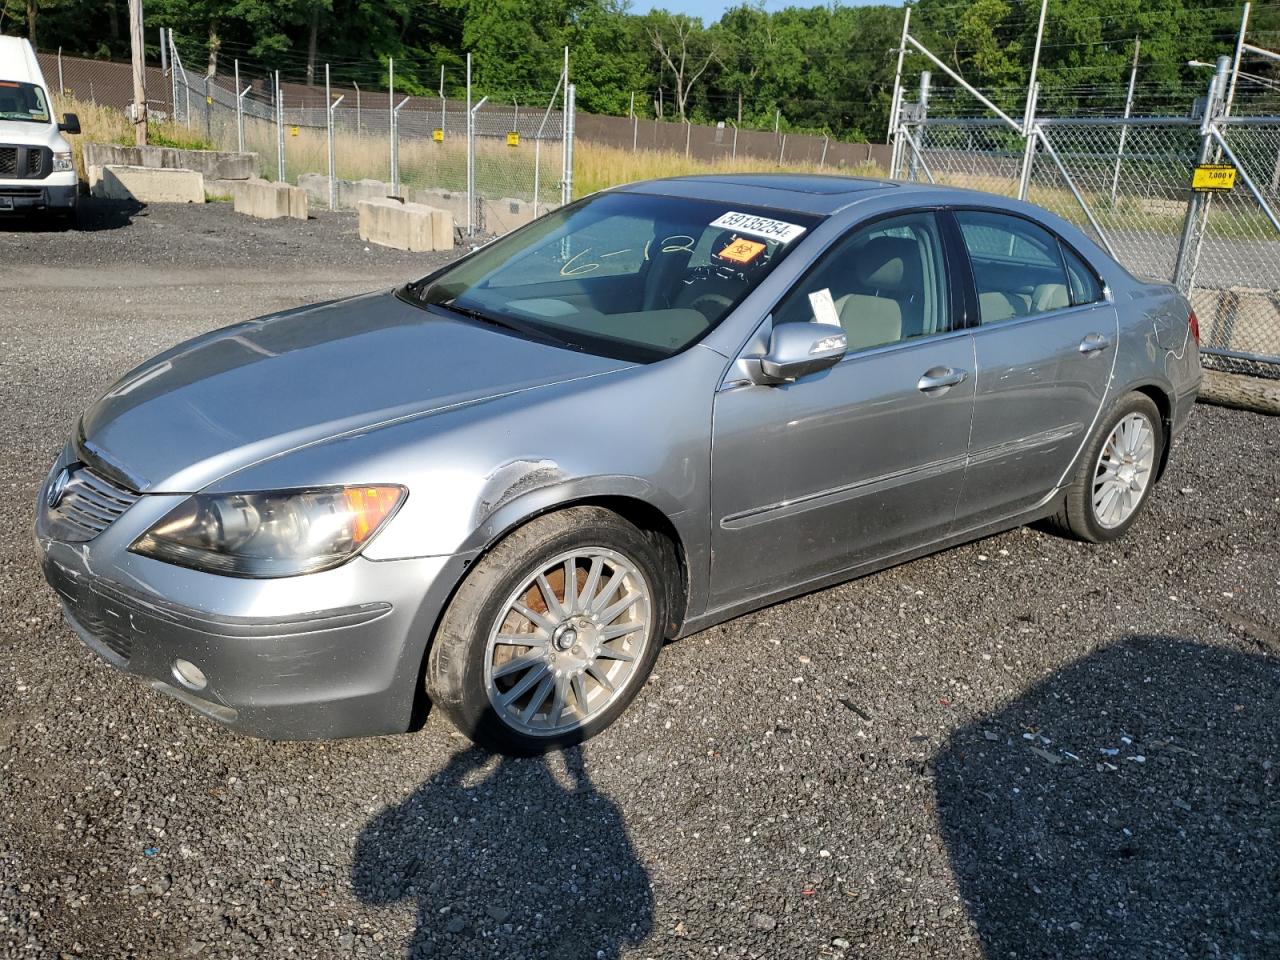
[1124,381,1174,481]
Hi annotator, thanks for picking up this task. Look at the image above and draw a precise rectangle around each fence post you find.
[57,47,64,97]
[354,83,361,135]
[466,53,473,235]
[1174,56,1229,293]
[563,83,575,205]
[275,70,285,183]
[203,74,212,141]
[685,119,691,158]
[1017,81,1038,200]
[730,120,738,160]
[909,70,930,182]
[169,32,179,123]
[820,135,829,168]
[388,58,395,186]
[392,94,409,196]
[1110,37,1141,204]
[326,64,335,210]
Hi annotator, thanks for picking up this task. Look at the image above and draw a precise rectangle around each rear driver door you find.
[950,209,1118,530]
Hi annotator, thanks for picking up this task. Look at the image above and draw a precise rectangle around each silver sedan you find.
[36,175,1201,754]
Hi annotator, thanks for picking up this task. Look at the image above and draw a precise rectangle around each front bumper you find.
[0,178,78,213]
[35,450,469,740]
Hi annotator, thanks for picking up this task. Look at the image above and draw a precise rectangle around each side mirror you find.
[59,113,81,135]
[748,322,847,385]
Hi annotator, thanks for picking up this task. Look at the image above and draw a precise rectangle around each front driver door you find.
[709,211,977,609]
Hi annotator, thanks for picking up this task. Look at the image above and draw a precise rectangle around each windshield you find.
[0,81,50,123]
[403,192,822,361]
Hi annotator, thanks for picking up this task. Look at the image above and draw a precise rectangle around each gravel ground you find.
[1,202,1278,960]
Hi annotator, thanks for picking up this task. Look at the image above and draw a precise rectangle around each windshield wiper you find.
[436,300,586,353]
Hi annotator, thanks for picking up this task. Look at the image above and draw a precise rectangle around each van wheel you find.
[1050,392,1163,543]
[426,507,668,755]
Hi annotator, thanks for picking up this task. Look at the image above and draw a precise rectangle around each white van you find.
[0,35,79,220]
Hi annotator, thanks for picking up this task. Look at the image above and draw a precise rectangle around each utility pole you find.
[128,0,148,145]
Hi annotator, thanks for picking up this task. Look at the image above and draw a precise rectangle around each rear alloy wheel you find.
[1050,391,1164,543]
[427,507,668,754]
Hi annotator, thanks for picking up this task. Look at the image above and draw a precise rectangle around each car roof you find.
[609,175,977,217]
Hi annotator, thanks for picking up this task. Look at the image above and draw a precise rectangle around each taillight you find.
[1188,309,1200,345]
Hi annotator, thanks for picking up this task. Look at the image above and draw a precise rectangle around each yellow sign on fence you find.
[290,125,299,137]
[1192,164,1237,191]
[507,131,520,147]
[433,128,444,143]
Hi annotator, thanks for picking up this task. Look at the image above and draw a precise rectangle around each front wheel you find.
[1050,391,1164,543]
[426,507,669,755]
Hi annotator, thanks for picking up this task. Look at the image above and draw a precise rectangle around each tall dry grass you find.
[52,95,214,179]
[571,142,884,197]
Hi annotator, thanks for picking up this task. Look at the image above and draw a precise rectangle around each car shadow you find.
[352,745,653,958]
[0,195,144,233]
[933,635,1280,958]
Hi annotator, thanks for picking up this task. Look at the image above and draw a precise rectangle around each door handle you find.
[1078,333,1112,354]
[917,366,968,394]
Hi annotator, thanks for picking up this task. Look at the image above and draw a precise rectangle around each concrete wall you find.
[83,143,257,181]
[89,165,205,204]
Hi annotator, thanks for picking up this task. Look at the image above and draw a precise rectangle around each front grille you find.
[0,144,51,180]
[0,187,42,198]
[45,466,141,542]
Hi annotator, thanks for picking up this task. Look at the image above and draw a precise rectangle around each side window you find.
[955,210,1071,324]
[1061,243,1103,305]
[774,212,950,352]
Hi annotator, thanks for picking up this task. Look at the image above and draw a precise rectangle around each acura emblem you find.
[47,467,72,509]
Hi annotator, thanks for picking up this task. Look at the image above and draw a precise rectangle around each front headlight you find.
[53,151,74,172]
[130,486,406,578]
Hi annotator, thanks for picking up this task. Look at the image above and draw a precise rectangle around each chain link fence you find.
[167,37,571,237]
[899,108,1280,380]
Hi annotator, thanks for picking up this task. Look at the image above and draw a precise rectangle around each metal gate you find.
[896,85,1280,379]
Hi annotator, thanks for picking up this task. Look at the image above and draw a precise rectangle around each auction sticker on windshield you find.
[709,211,807,243]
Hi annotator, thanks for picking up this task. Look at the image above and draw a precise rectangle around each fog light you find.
[171,659,208,691]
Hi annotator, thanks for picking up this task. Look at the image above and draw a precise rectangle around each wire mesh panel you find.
[911,119,1024,196]
[471,103,565,235]
[1031,119,1203,283]
[1189,120,1280,377]
[906,113,1280,376]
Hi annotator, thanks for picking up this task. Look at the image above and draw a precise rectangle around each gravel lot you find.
[1,201,1278,960]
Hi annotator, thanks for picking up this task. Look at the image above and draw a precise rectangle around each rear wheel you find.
[426,507,668,755]
[1050,391,1163,542]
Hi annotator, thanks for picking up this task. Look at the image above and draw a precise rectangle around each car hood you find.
[78,291,633,493]
[0,118,65,150]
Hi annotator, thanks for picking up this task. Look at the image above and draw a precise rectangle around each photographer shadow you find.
[934,635,1280,958]
[353,745,652,959]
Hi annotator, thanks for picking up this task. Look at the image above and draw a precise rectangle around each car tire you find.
[426,506,670,755]
[1050,391,1164,543]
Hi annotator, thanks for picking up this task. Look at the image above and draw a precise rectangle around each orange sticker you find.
[718,238,766,265]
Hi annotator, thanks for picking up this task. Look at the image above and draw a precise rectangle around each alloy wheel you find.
[1092,412,1156,529]
[484,548,652,737]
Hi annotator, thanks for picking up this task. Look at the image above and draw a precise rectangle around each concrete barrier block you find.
[90,164,205,203]
[233,179,307,220]
[84,143,257,180]
[357,197,453,252]
[482,196,538,233]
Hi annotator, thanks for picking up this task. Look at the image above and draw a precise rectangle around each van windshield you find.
[0,81,50,123]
